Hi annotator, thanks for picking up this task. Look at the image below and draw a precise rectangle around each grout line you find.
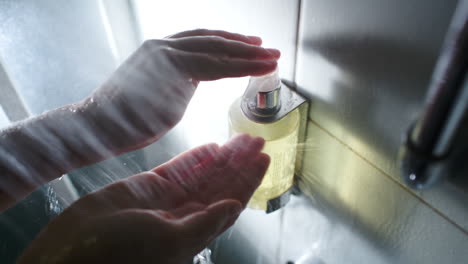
[308,119,468,236]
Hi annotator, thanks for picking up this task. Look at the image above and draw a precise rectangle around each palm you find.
[18,134,269,264]
[153,133,269,208]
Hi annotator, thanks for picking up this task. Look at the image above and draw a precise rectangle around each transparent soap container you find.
[228,70,299,212]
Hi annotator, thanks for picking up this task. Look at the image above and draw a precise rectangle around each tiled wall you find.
[295,0,468,262]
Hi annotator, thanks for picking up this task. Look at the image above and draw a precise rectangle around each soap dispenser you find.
[228,69,305,212]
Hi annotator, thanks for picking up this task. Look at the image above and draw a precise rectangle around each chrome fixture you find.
[399,0,468,189]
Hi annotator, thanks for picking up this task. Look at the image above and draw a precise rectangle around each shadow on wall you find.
[300,33,436,170]
[296,33,468,258]
[300,33,468,192]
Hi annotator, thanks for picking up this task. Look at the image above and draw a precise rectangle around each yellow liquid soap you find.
[228,98,299,211]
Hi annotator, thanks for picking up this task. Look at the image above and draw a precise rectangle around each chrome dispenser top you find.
[241,70,306,124]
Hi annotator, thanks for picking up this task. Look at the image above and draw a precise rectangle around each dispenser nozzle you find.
[243,69,281,116]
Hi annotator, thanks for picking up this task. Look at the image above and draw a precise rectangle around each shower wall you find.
[295,0,468,262]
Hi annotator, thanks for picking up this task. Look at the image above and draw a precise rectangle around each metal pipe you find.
[399,0,468,189]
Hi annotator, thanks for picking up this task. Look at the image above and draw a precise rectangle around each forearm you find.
[0,103,93,209]
[0,94,174,211]
[0,101,87,210]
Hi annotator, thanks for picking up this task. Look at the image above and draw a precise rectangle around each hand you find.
[0,29,279,211]
[17,134,270,264]
[81,29,280,154]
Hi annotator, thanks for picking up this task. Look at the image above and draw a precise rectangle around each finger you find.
[169,49,278,81]
[167,29,262,45]
[70,172,185,216]
[249,153,270,182]
[206,153,270,207]
[199,136,268,207]
[179,199,242,247]
[152,143,220,185]
[168,36,280,59]
[239,152,271,196]
[126,172,188,209]
[152,143,219,174]
[219,134,265,168]
[168,202,206,218]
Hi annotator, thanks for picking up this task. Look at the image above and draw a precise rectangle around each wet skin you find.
[17,134,269,264]
[0,29,280,263]
[0,29,279,211]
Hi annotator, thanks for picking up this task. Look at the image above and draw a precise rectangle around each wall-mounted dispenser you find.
[228,69,307,213]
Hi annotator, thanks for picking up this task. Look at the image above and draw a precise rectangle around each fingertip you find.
[224,134,265,155]
[257,152,271,170]
[247,36,262,45]
[225,133,251,147]
[264,59,278,66]
[151,142,220,175]
[246,152,270,184]
[266,48,281,58]
[250,60,278,76]
[252,136,265,149]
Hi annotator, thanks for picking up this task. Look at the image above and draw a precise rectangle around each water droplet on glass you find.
[227,228,234,240]
[193,248,214,264]
[45,185,62,216]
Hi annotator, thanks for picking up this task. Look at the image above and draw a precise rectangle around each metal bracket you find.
[241,80,308,124]
[266,188,292,213]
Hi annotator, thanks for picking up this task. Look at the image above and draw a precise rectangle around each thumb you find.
[179,199,242,251]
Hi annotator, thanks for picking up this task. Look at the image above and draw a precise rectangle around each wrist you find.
[76,94,164,155]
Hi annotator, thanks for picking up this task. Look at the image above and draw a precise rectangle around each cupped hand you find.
[17,134,270,264]
[80,29,280,154]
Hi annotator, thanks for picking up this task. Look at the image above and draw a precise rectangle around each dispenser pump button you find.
[256,88,280,111]
[246,68,282,115]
